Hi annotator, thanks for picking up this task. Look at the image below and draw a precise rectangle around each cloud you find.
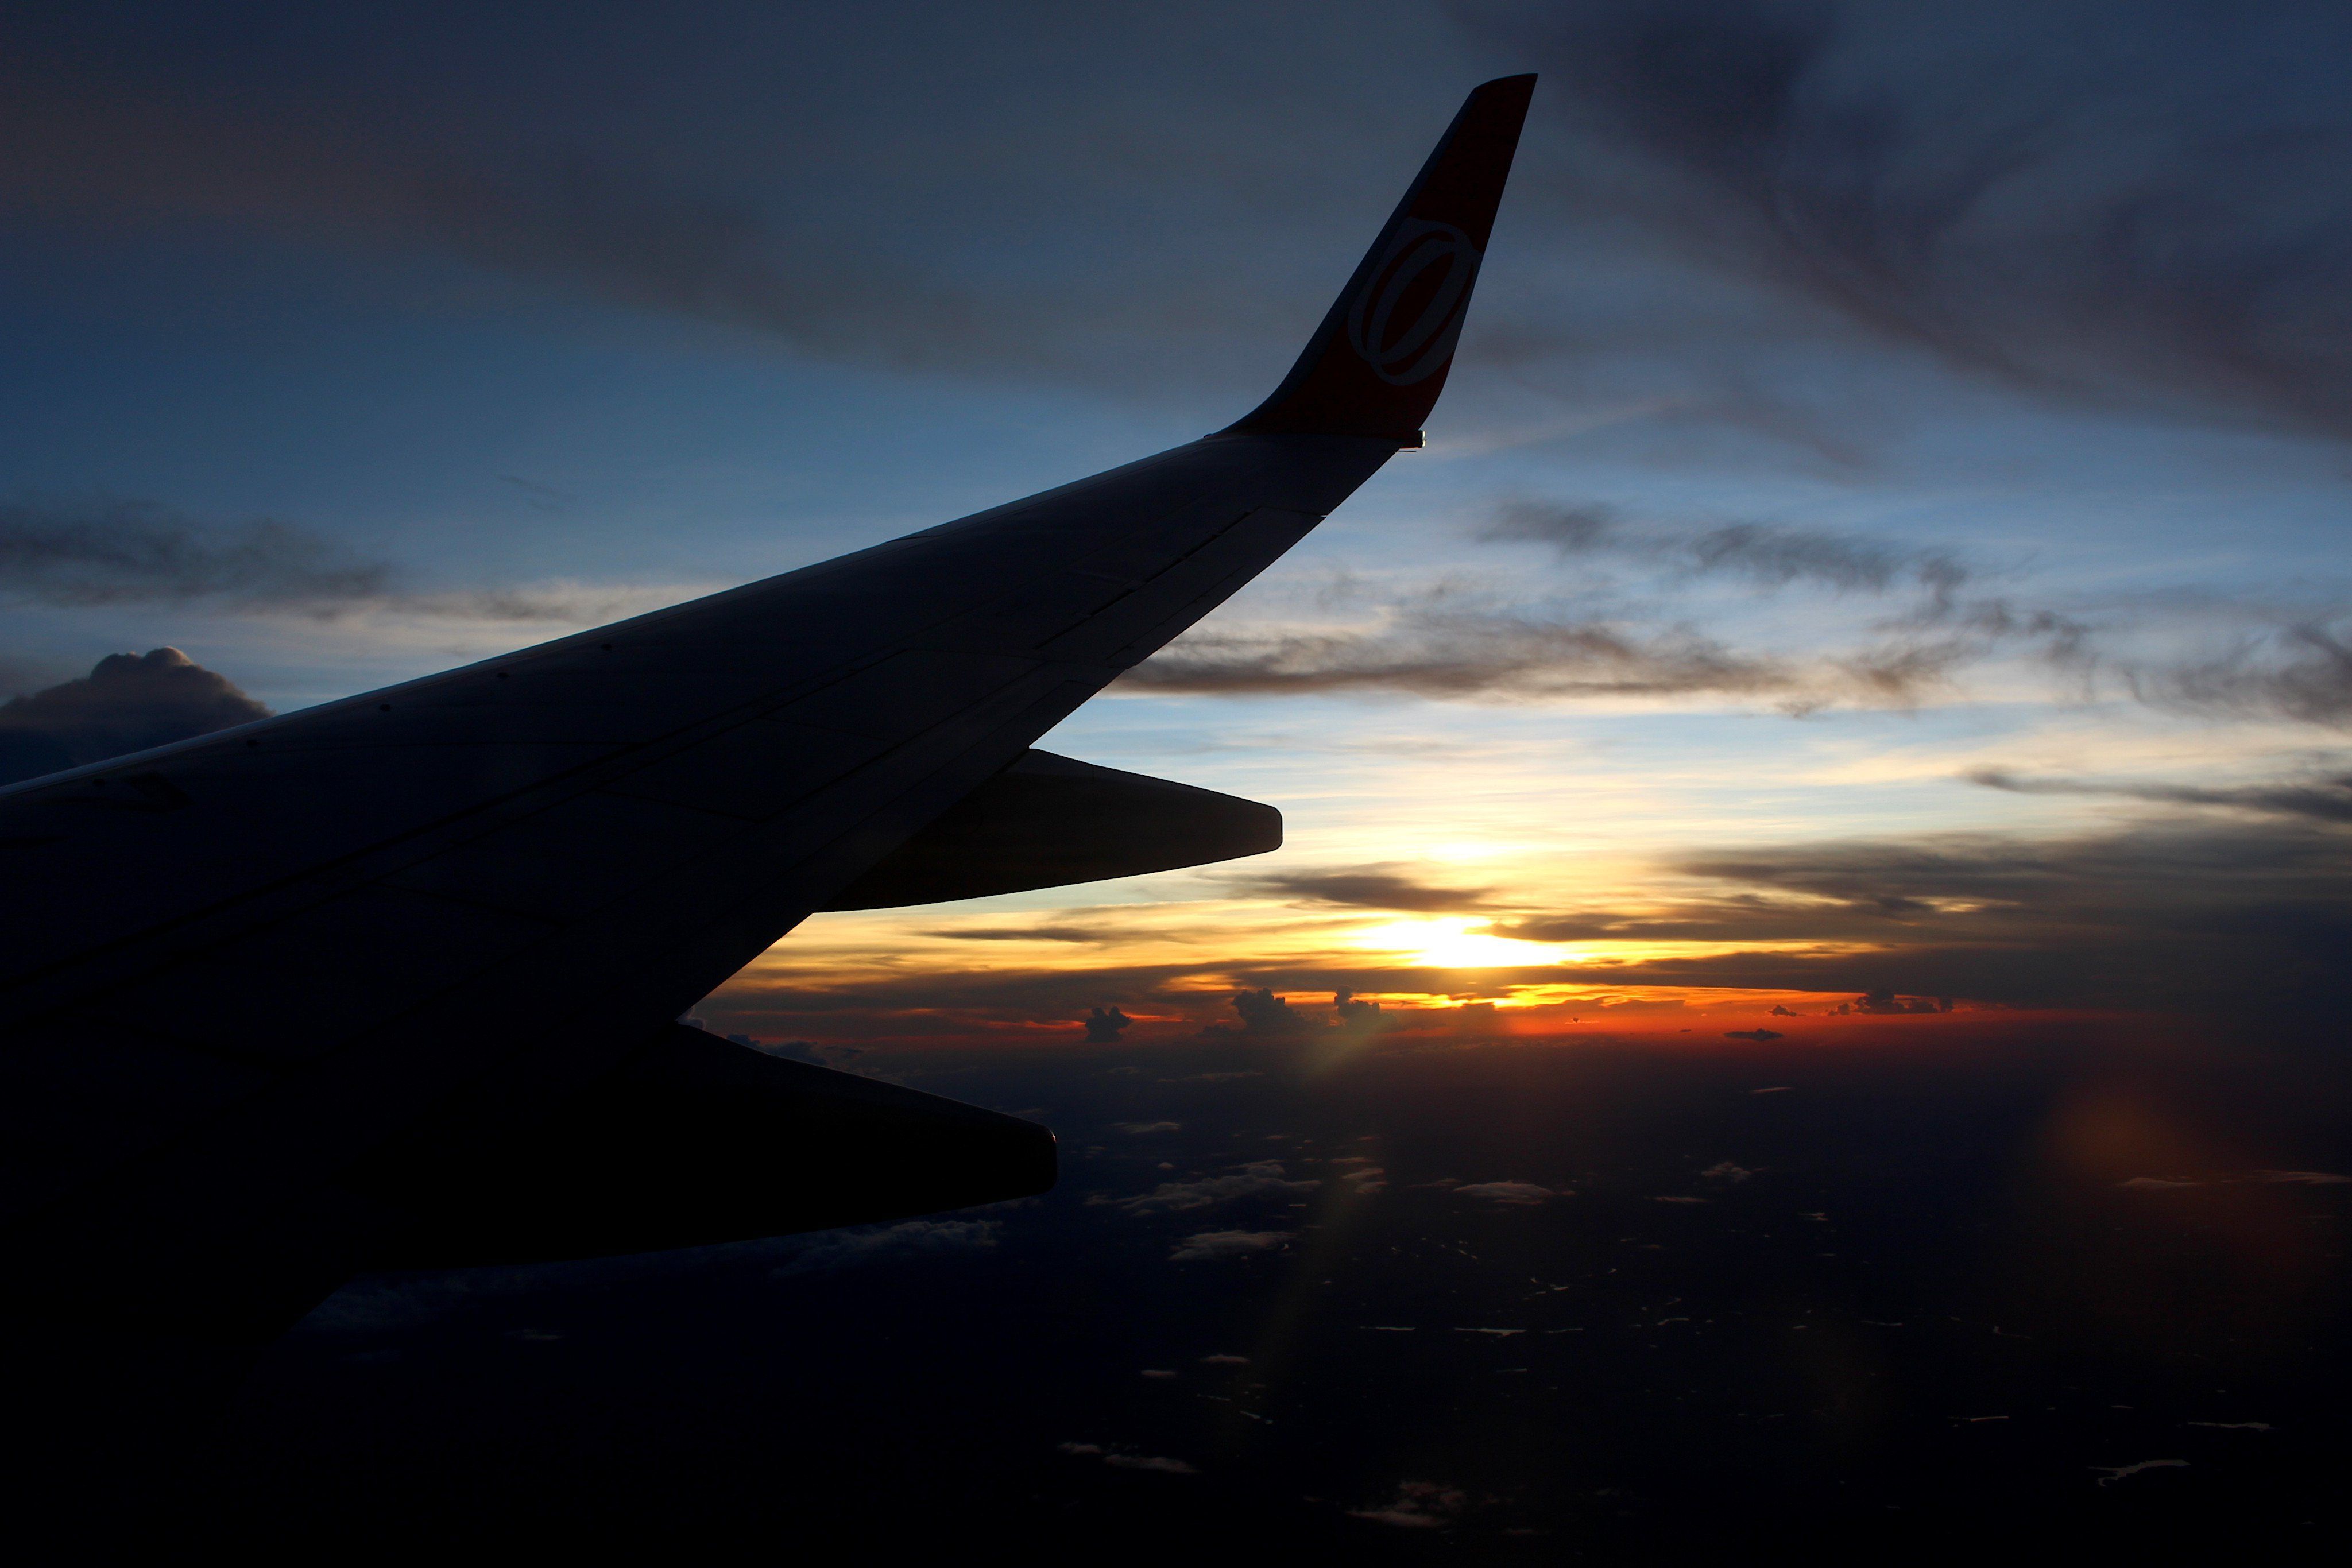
[727,801,2349,1048]
[1481,507,2352,731]
[1552,816,2352,1027]
[1128,500,2340,732]
[0,494,698,626]
[1484,503,1968,597]
[1102,1454,1198,1474]
[1058,1443,1198,1474]
[1723,1028,1784,1041]
[1113,1121,1181,1136]
[768,1218,1000,1277]
[2128,624,2352,728]
[1348,1481,1472,1530]
[1097,1161,1318,1214]
[1168,1229,1290,1261]
[1475,502,2122,710]
[1123,569,2082,715]
[0,497,389,609]
[717,958,1221,1044]
[0,648,270,787]
[1124,605,1796,703]
[0,63,1059,385]
[1834,992,1952,1016]
[1229,865,1495,912]
[0,14,1482,404]
[2120,1171,2352,1190]
[1229,987,1312,1037]
[923,924,1122,943]
[1453,1181,1557,1206]
[2091,1460,2189,1488]
[1084,1005,1132,1043]
[1475,0,2352,439]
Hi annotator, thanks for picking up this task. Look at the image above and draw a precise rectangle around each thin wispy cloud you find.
[1483,502,1969,597]
[1132,498,2348,730]
[1125,605,1798,704]
[2137,623,2352,728]
[1967,768,2352,824]
[1474,0,2352,440]
[1568,816,2352,1026]
[1229,865,1498,913]
[0,495,700,627]
[0,497,389,609]
[918,924,1124,944]
[0,9,1465,403]
[1124,591,2048,713]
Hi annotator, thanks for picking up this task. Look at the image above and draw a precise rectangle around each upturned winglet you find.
[1220,74,1536,442]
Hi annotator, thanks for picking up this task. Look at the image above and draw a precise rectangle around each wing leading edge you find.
[0,76,1534,1335]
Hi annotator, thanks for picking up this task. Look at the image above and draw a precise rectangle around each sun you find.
[1351,916,1565,970]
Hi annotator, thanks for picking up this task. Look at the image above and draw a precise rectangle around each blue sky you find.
[5,1,2348,1040]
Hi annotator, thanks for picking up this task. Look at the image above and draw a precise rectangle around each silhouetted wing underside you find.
[0,74,1534,1334]
[0,435,1391,1329]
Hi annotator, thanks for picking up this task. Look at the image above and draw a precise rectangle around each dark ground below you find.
[152,1032,2352,1561]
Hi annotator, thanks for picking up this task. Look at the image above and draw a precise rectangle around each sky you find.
[4,0,2350,1056]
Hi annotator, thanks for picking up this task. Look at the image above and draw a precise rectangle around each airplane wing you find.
[0,76,1534,1338]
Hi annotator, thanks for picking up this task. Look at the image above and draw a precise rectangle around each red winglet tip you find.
[1221,75,1537,441]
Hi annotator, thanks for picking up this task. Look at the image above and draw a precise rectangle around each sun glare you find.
[1352,916,1566,970]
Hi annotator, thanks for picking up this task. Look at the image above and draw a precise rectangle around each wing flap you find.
[822,748,1282,910]
[353,1024,1055,1270]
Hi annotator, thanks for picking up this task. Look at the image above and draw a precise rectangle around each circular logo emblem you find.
[1345,219,1481,386]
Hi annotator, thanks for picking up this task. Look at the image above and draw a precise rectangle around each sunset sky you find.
[5,0,2347,1053]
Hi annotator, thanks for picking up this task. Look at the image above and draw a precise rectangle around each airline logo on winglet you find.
[1220,74,1534,439]
[1346,219,1481,386]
